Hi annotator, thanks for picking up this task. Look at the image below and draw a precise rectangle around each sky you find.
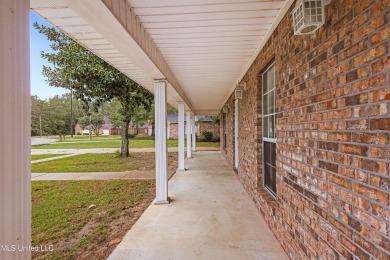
[30,12,69,100]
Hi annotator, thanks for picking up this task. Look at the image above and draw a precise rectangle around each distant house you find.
[167,114,189,139]
[74,124,83,135]
[196,115,220,141]
[75,116,113,135]
[100,116,112,135]
[131,123,149,135]
[167,114,179,139]
[110,121,149,135]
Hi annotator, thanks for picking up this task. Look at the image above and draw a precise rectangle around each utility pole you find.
[70,88,74,138]
[39,115,42,138]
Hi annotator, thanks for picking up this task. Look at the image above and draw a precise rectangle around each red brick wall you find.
[169,123,179,139]
[221,98,235,165]
[198,121,220,141]
[222,0,389,258]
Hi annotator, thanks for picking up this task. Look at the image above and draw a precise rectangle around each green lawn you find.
[31,154,66,161]
[32,140,122,149]
[33,135,121,142]
[31,152,177,173]
[32,139,220,149]
[32,180,154,259]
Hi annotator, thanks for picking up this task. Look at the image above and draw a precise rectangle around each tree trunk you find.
[89,115,92,141]
[151,120,155,136]
[120,118,130,157]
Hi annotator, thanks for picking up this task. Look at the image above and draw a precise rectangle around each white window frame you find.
[262,62,277,197]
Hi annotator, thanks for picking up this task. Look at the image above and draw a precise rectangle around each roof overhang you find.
[31,0,295,115]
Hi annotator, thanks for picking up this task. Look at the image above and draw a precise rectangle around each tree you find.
[132,105,151,135]
[167,104,178,114]
[78,112,105,136]
[31,96,48,136]
[45,95,71,140]
[211,116,220,124]
[34,22,153,157]
[31,94,87,139]
[108,99,123,128]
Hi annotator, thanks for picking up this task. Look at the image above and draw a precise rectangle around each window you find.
[223,113,227,149]
[262,62,276,196]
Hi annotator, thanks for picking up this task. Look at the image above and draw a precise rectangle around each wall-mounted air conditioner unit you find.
[292,0,325,35]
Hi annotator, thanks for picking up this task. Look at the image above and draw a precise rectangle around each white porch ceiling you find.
[31,0,293,115]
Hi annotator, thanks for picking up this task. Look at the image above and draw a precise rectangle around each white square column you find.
[191,115,196,152]
[178,101,185,170]
[186,111,192,158]
[154,79,169,204]
[0,0,31,258]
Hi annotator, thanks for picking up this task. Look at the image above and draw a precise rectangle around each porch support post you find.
[186,111,192,158]
[0,0,31,258]
[191,115,196,152]
[178,101,185,170]
[154,79,169,204]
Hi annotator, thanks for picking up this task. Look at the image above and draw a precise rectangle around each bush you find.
[127,133,137,139]
[201,130,213,141]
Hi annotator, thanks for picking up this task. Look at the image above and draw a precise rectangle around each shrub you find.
[201,130,213,141]
[127,133,137,139]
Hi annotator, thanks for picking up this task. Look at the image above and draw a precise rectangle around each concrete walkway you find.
[31,137,57,145]
[109,151,288,260]
[31,169,177,181]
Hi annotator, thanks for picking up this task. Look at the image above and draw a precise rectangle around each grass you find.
[32,140,122,149]
[32,180,155,259]
[33,135,121,142]
[32,139,220,149]
[31,154,66,161]
[31,152,177,173]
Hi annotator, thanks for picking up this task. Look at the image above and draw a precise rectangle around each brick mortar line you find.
[280,180,388,258]
[277,186,349,258]
[275,140,389,161]
[279,165,390,222]
[277,70,388,107]
[279,146,390,167]
[279,158,390,201]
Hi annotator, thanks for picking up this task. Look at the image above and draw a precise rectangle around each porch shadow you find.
[109,151,288,260]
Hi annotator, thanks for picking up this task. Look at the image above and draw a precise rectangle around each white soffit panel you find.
[129,0,289,111]
[31,0,293,114]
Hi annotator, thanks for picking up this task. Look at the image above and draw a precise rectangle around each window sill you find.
[257,186,278,208]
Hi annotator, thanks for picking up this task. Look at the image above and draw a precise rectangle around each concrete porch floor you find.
[109,151,288,260]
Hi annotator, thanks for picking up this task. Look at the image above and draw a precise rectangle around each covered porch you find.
[2,0,389,259]
[109,151,288,259]
[2,2,293,257]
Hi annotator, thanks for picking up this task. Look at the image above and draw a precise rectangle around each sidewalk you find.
[109,151,288,259]
[31,137,57,145]
[31,169,177,181]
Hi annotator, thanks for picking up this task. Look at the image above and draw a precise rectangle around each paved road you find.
[31,138,57,146]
